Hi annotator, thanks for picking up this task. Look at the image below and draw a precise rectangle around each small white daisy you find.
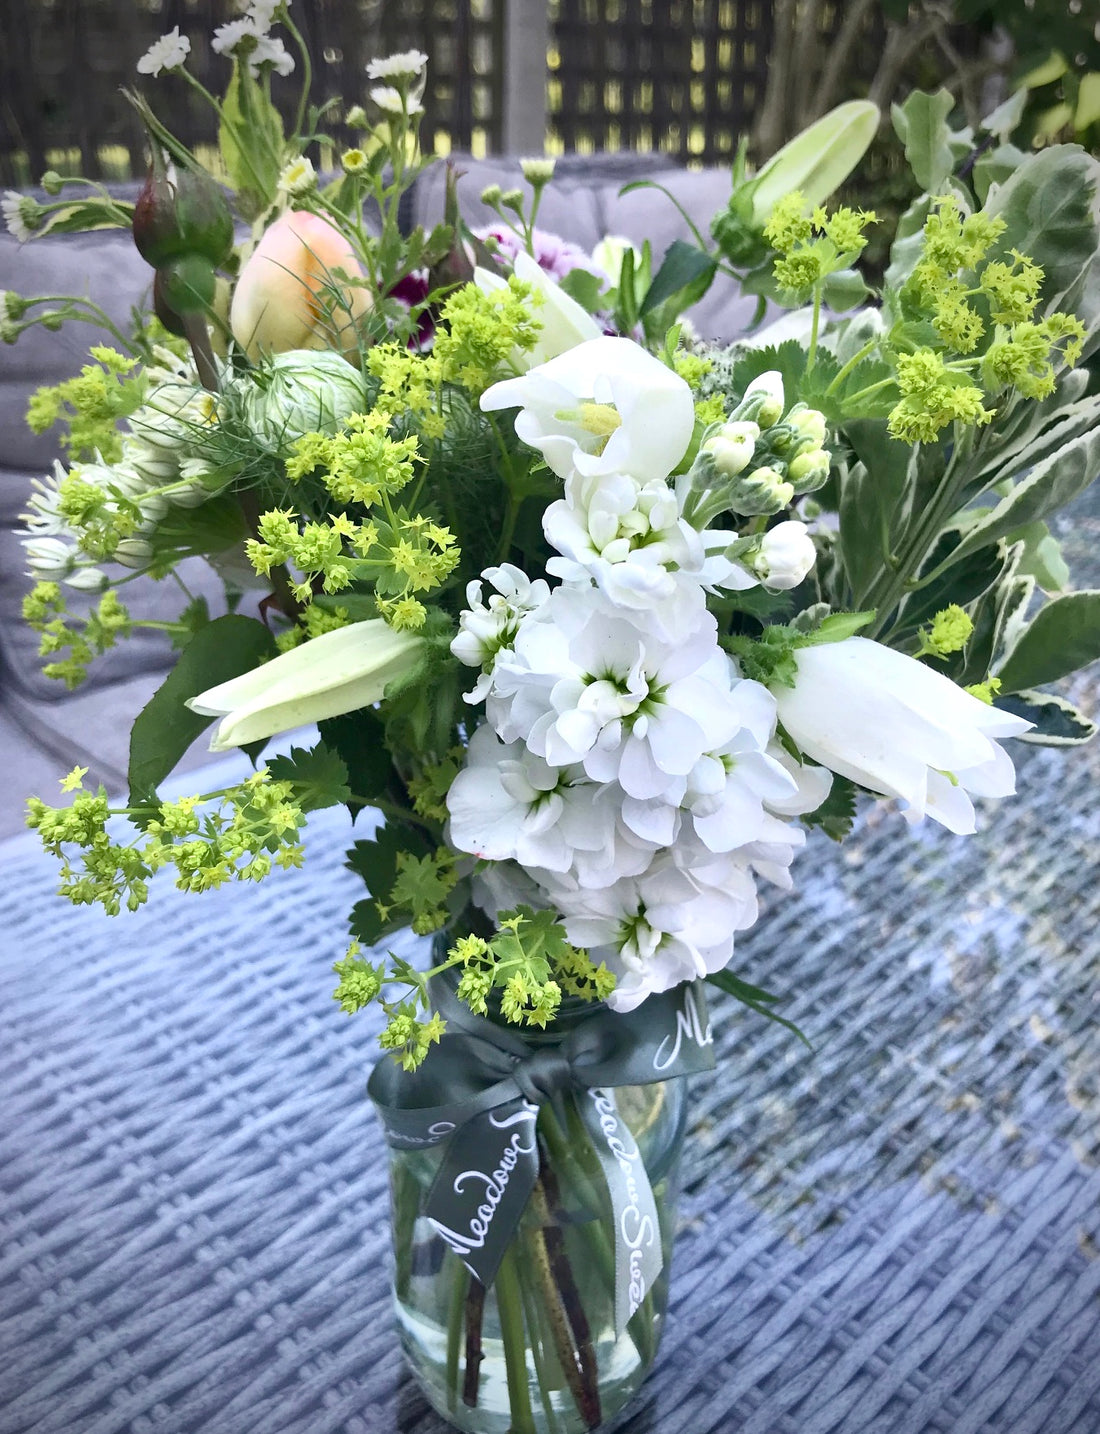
[2,190,42,242]
[370,85,423,117]
[277,155,316,195]
[136,26,191,76]
[366,50,428,80]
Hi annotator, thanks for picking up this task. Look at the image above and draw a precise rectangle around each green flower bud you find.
[520,157,556,185]
[156,252,218,316]
[701,419,760,478]
[725,464,794,516]
[132,146,234,270]
[40,170,64,196]
[500,187,524,211]
[787,448,831,493]
[480,184,503,206]
[243,350,369,452]
[345,104,369,128]
[788,405,827,446]
[740,371,784,427]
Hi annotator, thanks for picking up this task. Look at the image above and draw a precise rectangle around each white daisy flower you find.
[2,190,42,242]
[277,155,316,195]
[366,49,428,80]
[136,26,191,76]
[370,85,423,116]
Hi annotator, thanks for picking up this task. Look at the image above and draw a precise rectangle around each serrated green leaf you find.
[996,589,1100,692]
[802,774,858,842]
[318,708,396,819]
[997,688,1097,745]
[892,89,957,192]
[266,741,352,812]
[128,614,278,806]
[346,823,433,945]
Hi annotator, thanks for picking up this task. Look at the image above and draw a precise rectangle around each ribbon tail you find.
[576,1087,663,1338]
[424,1095,541,1289]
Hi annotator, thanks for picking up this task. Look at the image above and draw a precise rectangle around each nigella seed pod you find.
[133,146,234,270]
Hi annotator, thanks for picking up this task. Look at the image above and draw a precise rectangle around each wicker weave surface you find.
[3,610,1100,1434]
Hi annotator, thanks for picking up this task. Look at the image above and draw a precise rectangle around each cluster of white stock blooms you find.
[447,336,831,1011]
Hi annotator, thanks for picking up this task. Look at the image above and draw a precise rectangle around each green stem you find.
[806,283,822,374]
[496,1250,536,1434]
[518,1260,566,1433]
[280,5,313,140]
[825,336,878,396]
[445,1259,469,1414]
[865,426,975,639]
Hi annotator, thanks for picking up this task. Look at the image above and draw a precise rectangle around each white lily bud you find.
[753,520,817,590]
[188,619,424,751]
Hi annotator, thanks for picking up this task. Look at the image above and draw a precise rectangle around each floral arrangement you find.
[5,12,1100,1430]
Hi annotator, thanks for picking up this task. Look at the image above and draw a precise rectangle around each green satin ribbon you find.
[368,980,715,1336]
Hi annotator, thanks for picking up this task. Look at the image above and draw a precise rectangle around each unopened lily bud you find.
[741,371,785,426]
[788,406,827,446]
[788,448,831,493]
[701,420,759,477]
[133,147,233,269]
[727,464,794,516]
[753,520,817,590]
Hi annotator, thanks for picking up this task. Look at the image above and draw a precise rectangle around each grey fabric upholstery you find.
[0,156,745,835]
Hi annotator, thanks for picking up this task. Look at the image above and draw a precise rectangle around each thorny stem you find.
[462,1276,486,1407]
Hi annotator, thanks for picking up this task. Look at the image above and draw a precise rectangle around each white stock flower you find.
[481,335,695,483]
[542,470,706,633]
[752,520,816,591]
[366,50,429,79]
[773,636,1032,834]
[451,563,551,702]
[701,420,759,478]
[489,585,741,803]
[475,250,601,366]
[447,724,626,877]
[555,848,759,1013]
[137,27,191,76]
[188,620,423,750]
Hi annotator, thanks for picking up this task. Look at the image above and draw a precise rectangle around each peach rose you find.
[230,210,371,361]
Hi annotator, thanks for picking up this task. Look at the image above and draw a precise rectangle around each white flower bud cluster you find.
[685,370,832,523]
[448,338,830,1011]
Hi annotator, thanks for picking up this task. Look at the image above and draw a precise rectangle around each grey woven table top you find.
[2,720,1099,1434]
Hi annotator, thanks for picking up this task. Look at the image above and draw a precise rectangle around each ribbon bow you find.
[368,981,715,1334]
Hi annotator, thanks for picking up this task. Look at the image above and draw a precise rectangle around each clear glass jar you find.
[389,1076,689,1434]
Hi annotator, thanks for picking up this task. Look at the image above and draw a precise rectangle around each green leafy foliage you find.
[892,89,956,193]
[802,774,858,842]
[346,823,433,946]
[997,688,1097,746]
[128,615,278,807]
[706,968,811,1046]
[996,591,1100,693]
[266,742,352,812]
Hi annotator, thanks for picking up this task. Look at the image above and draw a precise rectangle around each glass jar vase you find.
[388,1076,689,1434]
